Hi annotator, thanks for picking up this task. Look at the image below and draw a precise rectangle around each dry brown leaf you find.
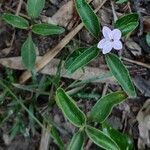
[42,1,74,29]
[125,38,142,56]
[134,76,150,97]
[0,47,12,57]
[136,99,150,149]
[92,0,112,26]
[98,8,112,26]
[0,57,114,83]
[0,57,42,70]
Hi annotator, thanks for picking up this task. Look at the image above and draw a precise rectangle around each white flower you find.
[97,26,123,54]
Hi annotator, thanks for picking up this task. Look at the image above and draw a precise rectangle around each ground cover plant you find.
[0,0,150,149]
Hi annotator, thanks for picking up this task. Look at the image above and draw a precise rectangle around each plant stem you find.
[0,79,44,128]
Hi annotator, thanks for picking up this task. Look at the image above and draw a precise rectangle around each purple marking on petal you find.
[102,41,113,54]
[97,39,106,49]
[112,29,122,40]
[102,26,112,39]
[113,40,123,50]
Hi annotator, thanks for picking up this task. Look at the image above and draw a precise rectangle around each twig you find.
[103,7,122,17]
[15,0,23,16]
[102,82,109,96]
[127,2,132,13]
[10,31,16,47]
[19,0,108,83]
[133,0,143,36]
[123,1,132,12]
[122,57,150,69]
[5,6,30,19]
[10,0,24,47]
[85,139,93,150]
[39,125,50,150]
[110,0,118,22]
[66,86,85,95]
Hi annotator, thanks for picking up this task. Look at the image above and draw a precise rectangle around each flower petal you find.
[97,39,106,49]
[102,41,113,54]
[102,26,112,39]
[113,40,123,50]
[112,29,122,40]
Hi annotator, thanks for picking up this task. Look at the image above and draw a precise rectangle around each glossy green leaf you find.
[102,122,134,150]
[73,92,101,100]
[51,126,64,149]
[118,22,138,36]
[86,126,120,150]
[116,0,128,4]
[114,13,139,36]
[55,88,86,127]
[21,35,36,71]
[105,53,136,97]
[65,46,99,74]
[115,13,138,26]
[2,13,29,29]
[67,131,85,150]
[27,0,45,18]
[90,91,128,123]
[65,48,86,69]
[32,23,65,36]
[75,0,100,37]
[146,32,150,47]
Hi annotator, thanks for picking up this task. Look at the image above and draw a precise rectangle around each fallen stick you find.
[122,57,150,69]
[19,0,108,83]
[39,126,50,150]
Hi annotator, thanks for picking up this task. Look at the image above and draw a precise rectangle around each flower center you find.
[110,39,114,42]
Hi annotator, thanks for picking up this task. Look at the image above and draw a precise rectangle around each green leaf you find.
[75,0,100,37]
[146,32,150,47]
[21,35,36,71]
[102,122,134,150]
[27,0,45,18]
[65,47,86,69]
[73,92,101,100]
[114,13,139,36]
[10,121,20,139]
[29,105,36,135]
[32,23,65,36]
[118,22,138,36]
[105,53,136,97]
[2,13,29,29]
[116,0,128,4]
[51,126,64,150]
[64,46,99,74]
[55,88,86,127]
[90,91,128,123]
[86,126,120,150]
[67,131,85,150]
